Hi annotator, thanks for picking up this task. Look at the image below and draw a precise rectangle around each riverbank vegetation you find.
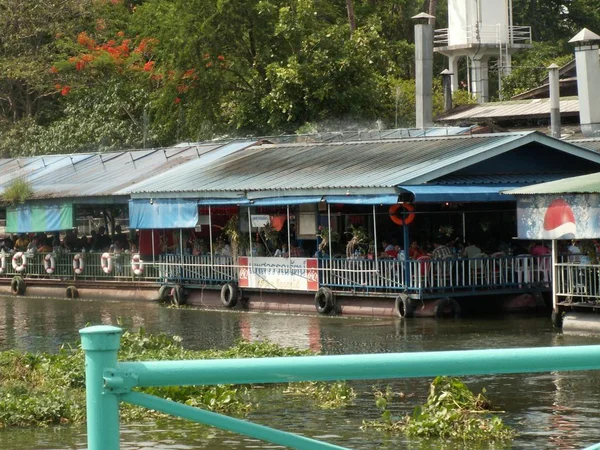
[0,328,514,444]
[363,377,514,442]
[0,327,351,427]
[1,0,594,157]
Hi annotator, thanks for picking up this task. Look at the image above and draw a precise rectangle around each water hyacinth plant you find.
[363,376,515,442]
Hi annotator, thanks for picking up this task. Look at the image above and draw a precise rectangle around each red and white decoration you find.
[238,257,319,292]
[542,198,576,240]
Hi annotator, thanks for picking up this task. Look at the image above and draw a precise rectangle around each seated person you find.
[530,241,550,256]
[462,241,482,259]
[14,234,30,251]
[37,238,53,253]
[431,237,453,259]
[289,241,304,257]
[408,241,423,259]
[274,244,288,257]
[568,240,582,262]
[26,237,39,253]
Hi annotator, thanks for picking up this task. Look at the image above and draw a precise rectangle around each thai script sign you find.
[238,257,319,291]
[516,194,600,240]
[250,214,270,227]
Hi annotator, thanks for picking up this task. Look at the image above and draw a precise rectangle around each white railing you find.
[434,25,532,47]
[0,251,158,282]
[158,254,236,285]
[1,251,551,296]
[555,262,600,300]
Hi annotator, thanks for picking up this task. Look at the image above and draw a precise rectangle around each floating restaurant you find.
[2,130,600,318]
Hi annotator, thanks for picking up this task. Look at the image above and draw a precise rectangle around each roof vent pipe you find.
[569,28,600,138]
[413,12,435,129]
[548,63,561,139]
[441,69,453,112]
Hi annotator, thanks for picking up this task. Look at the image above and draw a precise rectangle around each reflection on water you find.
[1,295,600,449]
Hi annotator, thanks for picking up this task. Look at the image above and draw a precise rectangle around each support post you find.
[403,215,410,288]
[80,325,123,450]
[327,203,333,261]
[287,205,292,272]
[372,205,378,265]
[208,206,214,267]
[551,239,558,312]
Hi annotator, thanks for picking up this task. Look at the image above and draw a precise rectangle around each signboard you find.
[250,214,270,228]
[516,194,600,240]
[238,257,319,291]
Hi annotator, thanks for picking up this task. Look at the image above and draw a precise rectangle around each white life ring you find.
[131,254,144,276]
[44,253,56,274]
[12,252,27,273]
[0,254,5,274]
[101,252,113,274]
[73,253,85,275]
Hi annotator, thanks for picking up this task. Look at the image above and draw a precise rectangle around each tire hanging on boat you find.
[171,284,186,306]
[220,282,239,308]
[10,276,26,296]
[315,287,335,314]
[433,297,461,318]
[551,309,563,328]
[394,293,414,318]
[157,284,170,302]
[66,285,79,299]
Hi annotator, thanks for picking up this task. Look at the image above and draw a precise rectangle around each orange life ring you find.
[389,203,415,226]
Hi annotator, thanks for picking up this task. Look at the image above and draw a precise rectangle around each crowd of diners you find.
[0,226,138,254]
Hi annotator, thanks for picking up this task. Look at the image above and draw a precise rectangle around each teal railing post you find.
[80,325,123,450]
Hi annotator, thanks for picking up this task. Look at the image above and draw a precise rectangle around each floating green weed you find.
[0,328,342,428]
[363,376,515,442]
[285,381,356,409]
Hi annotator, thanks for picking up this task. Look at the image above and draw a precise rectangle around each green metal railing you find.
[80,325,600,450]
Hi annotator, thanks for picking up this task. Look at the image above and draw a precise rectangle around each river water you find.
[0,295,599,450]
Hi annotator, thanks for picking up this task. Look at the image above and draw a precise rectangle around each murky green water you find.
[0,295,599,449]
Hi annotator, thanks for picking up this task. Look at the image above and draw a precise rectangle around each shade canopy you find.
[6,202,74,233]
[129,198,198,229]
[398,185,517,202]
[324,194,399,205]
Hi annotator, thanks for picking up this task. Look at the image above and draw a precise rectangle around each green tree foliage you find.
[0,0,598,156]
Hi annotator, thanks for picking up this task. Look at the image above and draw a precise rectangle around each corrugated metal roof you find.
[568,138,600,152]
[435,173,584,185]
[129,131,600,196]
[438,97,580,122]
[505,172,600,195]
[0,144,225,200]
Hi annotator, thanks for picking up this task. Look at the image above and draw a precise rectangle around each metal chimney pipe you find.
[570,28,600,138]
[441,69,453,112]
[413,12,435,129]
[548,63,561,139]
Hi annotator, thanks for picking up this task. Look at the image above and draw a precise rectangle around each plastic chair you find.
[416,255,431,288]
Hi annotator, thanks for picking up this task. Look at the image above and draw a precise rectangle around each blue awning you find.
[324,194,399,205]
[7,202,74,233]
[251,196,322,206]
[398,185,518,203]
[129,199,198,229]
[197,198,251,206]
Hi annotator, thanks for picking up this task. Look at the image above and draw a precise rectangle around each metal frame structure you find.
[80,325,600,450]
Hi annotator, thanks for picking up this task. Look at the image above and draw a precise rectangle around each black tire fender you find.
[172,285,187,306]
[10,276,25,296]
[434,297,461,318]
[158,285,170,302]
[315,287,335,314]
[394,293,414,318]
[220,283,239,308]
[551,309,563,328]
[66,285,79,299]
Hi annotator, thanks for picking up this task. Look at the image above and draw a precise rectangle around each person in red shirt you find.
[408,240,424,259]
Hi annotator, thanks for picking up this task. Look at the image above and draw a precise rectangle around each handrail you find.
[80,325,600,450]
